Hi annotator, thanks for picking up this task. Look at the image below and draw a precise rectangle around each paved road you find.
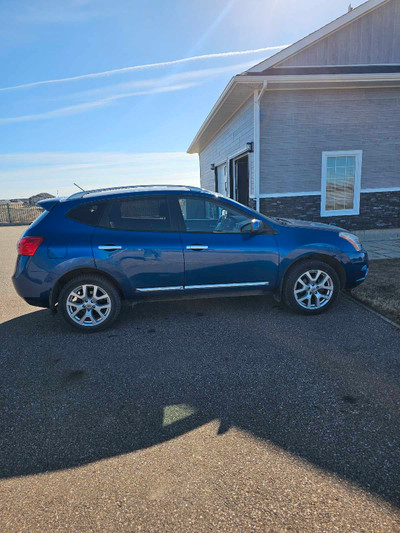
[1,226,400,532]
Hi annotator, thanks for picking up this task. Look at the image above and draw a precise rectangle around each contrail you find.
[0,60,259,124]
[0,83,198,124]
[0,45,290,92]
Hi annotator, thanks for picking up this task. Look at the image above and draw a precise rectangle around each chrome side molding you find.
[185,281,270,290]
[136,286,184,293]
[136,281,270,293]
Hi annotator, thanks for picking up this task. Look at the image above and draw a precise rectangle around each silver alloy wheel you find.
[294,269,334,310]
[66,284,112,327]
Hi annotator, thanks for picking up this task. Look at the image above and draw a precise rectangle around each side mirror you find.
[250,219,262,233]
[240,219,263,234]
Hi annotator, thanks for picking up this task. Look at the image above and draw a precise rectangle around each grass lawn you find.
[351,258,400,325]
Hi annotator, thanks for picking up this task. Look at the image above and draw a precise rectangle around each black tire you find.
[282,260,340,315]
[59,275,121,332]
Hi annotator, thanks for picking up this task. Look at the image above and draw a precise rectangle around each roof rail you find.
[68,184,203,200]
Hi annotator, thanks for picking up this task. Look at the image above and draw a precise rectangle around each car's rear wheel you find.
[59,275,121,332]
[282,260,340,315]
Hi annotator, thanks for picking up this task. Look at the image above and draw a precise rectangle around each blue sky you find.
[0,0,364,198]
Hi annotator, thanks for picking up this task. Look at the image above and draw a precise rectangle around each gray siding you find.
[279,0,400,67]
[259,87,400,194]
[199,97,254,193]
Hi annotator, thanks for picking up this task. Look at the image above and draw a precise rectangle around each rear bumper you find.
[22,297,50,308]
[12,275,51,308]
[12,256,52,308]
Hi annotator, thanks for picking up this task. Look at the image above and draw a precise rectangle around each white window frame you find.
[321,150,362,217]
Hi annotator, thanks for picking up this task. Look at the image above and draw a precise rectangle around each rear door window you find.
[100,196,173,232]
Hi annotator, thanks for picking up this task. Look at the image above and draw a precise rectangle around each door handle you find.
[186,245,208,251]
[98,245,122,251]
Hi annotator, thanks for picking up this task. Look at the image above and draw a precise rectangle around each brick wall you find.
[259,191,400,230]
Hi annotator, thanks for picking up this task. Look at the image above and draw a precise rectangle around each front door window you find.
[178,197,252,233]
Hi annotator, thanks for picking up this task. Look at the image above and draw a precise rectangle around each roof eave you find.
[242,72,400,83]
[188,76,241,154]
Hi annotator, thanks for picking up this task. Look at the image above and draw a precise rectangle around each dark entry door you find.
[233,155,249,206]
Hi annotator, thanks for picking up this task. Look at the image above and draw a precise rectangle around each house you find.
[188,0,400,231]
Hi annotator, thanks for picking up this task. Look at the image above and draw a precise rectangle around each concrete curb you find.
[343,292,400,331]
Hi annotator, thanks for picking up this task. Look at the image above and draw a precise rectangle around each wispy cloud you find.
[0,60,258,125]
[0,45,290,92]
[0,83,197,125]
[62,60,258,101]
[0,152,200,198]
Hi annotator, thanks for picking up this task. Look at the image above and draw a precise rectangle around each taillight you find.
[17,237,44,256]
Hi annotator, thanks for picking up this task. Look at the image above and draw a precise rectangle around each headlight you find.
[339,232,362,251]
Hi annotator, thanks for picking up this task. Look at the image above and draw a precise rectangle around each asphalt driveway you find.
[1,226,400,532]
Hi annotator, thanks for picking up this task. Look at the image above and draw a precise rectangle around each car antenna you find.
[73,182,85,192]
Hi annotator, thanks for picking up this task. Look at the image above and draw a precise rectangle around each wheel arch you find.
[50,268,125,312]
[278,253,346,299]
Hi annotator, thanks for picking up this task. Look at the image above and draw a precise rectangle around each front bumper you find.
[343,250,369,288]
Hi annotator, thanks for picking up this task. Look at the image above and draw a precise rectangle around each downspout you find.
[254,80,268,212]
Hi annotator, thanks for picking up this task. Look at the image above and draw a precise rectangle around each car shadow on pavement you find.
[1,296,400,508]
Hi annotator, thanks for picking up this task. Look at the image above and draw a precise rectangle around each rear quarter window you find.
[67,203,104,226]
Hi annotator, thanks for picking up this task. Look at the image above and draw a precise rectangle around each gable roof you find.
[187,0,397,154]
[246,0,391,73]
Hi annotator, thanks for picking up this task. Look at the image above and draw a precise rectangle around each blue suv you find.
[13,185,368,331]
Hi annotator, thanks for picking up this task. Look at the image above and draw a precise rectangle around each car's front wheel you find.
[282,260,340,315]
[59,275,121,332]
